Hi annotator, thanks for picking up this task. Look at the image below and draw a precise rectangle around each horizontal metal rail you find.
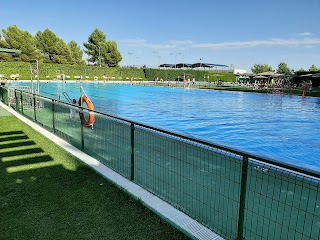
[15,88,319,179]
[2,87,319,240]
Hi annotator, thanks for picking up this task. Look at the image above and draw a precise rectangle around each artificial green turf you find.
[0,116,189,240]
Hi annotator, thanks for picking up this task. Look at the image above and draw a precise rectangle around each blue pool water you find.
[11,81,320,172]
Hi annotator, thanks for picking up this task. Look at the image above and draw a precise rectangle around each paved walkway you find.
[0,101,223,240]
[0,104,12,116]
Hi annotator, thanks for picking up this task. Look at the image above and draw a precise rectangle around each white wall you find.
[233,69,247,74]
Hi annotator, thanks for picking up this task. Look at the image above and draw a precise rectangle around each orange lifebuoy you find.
[78,95,95,128]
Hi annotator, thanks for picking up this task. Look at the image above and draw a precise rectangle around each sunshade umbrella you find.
[259,71,276,76]
[253,76,268,79]
[312,73,320,77]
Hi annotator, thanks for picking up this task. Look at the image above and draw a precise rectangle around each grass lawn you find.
[0,116,189,240]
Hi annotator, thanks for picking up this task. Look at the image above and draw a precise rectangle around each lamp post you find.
[182,54,187,67]
[153,51,158,68]
[135,56,140,80]
[128,52,133,67]
[171,52,181,68]
[97,45,101,67]
[157,55,161,68]
[200,58,203,68]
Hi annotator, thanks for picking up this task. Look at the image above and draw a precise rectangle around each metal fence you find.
[1,86,320,240]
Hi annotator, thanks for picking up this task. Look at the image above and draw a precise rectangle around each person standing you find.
[1,78,8,86]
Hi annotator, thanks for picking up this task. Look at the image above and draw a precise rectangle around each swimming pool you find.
[11,81,320,172]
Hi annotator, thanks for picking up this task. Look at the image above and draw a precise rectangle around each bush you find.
[0,62,236,82]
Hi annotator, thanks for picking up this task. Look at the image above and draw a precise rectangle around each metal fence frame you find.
[1,86,319,240]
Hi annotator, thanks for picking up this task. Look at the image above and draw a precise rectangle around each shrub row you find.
[0,62,236,82]
[0,62,145,80]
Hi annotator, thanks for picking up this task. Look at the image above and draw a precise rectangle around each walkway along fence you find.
[1,86,320,240]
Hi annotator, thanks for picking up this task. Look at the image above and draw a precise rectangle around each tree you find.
[1,25,38,62]
[83,28,107,66]
[35,29,59,62]
[35,29,72,64]
[0,33,10,48]
[53,38,72,64]
[277,62,291,74]
[0,33,12,61]
[297,68,306,72]
[83,28,122,67]
[251,64,273,74]
[309,65,319,72]
[68,41,85,65]
[103,41,122,67]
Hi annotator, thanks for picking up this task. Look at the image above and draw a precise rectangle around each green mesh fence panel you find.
[81,113,132,178]
[133,125,242,238]
[0,87,8,104]
[53,101,82,149]
[244,161,320,240]
[33,97,54,131]
[7,88,320,240]
[20,91,34,120]
[13,91,23,113]
[7,88,15,107]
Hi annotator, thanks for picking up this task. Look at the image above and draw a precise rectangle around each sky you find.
[1,0,320,73]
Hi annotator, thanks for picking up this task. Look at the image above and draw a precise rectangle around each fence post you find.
[19,91,23,113]
[52,99,55,133]
[237,155,249,240]
[80,108,84,151]
[130,123,135,181]
[15,90,18,111]
[33,94,37,121]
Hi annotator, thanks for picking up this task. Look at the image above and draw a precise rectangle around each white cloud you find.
[120,37,320,52]
[120,38,194,49]
[120,38,176,49]
[299,32,313,37]
[192,38,320,49]
[169,40,194,45]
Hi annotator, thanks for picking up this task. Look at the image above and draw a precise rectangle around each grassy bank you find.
[0,116,189,240]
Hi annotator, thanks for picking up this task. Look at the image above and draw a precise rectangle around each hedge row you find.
[0,62,236,82]
[0,62,145,80]
[144,68,236,82]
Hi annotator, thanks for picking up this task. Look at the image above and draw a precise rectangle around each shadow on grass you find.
[0,131,28,143]
[0,129,189,240]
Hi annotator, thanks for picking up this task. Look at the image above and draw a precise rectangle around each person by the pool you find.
[1,78,8,86]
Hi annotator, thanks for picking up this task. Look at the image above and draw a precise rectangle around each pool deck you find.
[0,102,224,240]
